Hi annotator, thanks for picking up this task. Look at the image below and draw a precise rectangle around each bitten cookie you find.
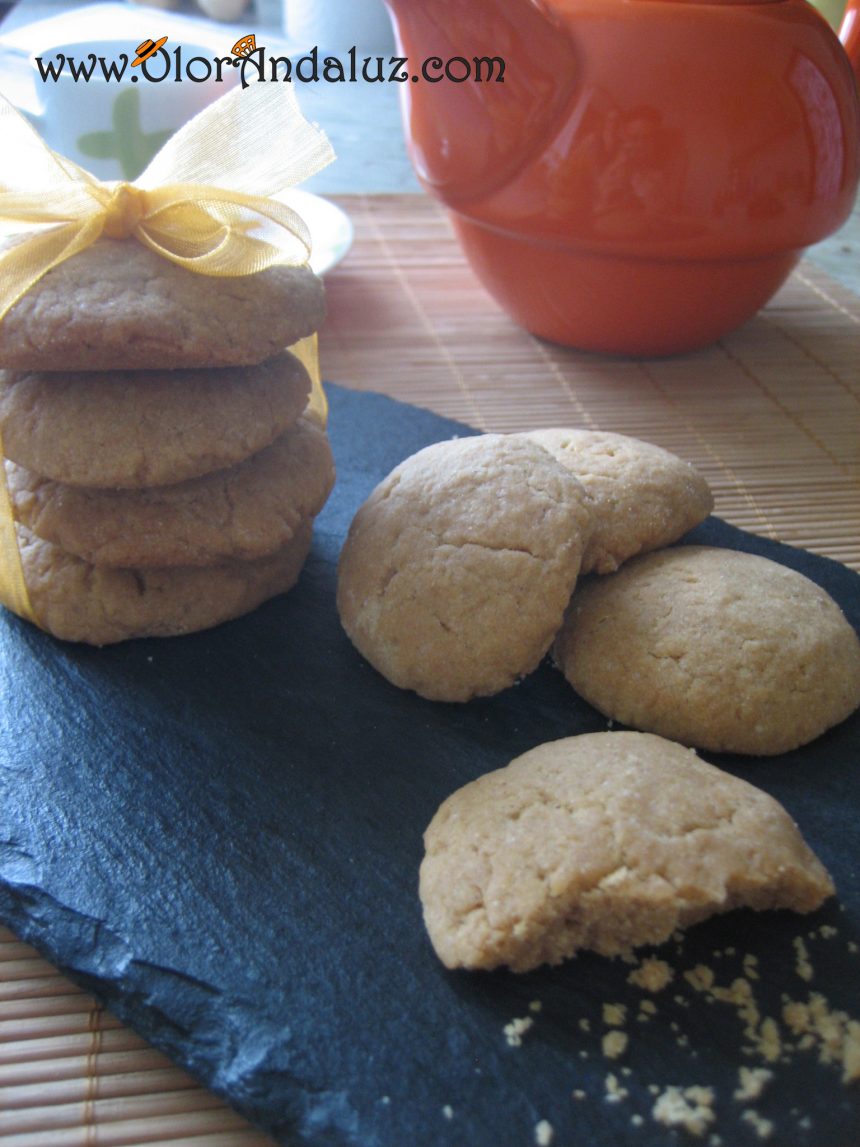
[555,546,860,755]
[0,239,325,371]
[336,435,593,702]
[8,417,334,568]
[18,521,313,645]
[520,428,713,574]
[0,350,311,488]
[420,731,834,972]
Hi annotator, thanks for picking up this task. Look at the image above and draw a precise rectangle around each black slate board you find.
[1,384,859,1147]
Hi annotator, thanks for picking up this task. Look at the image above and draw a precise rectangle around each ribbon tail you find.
[0,433,34,624]
[289,333,327,426]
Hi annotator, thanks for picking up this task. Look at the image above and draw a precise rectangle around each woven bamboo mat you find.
[1,192,858,1146]
[321,195,860,570]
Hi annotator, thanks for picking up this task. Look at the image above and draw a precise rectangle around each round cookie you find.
[336,435,593,702]
[420,731,834,972]
[8,417,335,568]
[520,428,713,574]
[0,349,311,488]
[0,238,325,371]
[18,520,313,645]
[554,546,860,755]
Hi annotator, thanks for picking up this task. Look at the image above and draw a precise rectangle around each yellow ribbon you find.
[0,81,335,628]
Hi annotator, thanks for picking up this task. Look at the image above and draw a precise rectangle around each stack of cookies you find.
[0,239,334,644]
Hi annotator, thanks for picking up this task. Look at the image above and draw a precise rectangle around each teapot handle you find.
[841,0,860,87]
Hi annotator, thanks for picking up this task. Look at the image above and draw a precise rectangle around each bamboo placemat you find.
[321,195,860,571]
[1,192,858,1146]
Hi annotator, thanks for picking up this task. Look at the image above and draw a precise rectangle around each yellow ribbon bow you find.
[0,80,335,627]
[0,79,335,309]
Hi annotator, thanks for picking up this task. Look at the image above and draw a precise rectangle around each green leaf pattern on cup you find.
[77,88,172,180]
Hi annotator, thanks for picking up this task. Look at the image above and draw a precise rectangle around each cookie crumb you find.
[783,993,860,1082]
[638,999,658,1020]
[757,1017,783,1064]
[685,965,716,993]
[442,1105,453,1120]
[652,1086,715,1137]
[741,1109,774,1140]
[605,1073,629,1103]
[602,1030,629,1060]
[534,1118,554,1146]
[529,1000,543,1013]
[743,954,760,982]
[572,1089,587,1101]
[628,958,674,993]
[733,1067,774,1102]
[504,1016,534,1047]
[603,1003,627,1027]
[793,937,814,982]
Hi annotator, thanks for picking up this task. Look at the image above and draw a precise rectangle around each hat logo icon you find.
[132,36,168,67]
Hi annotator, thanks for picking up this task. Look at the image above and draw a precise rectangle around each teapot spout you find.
[383,0,580,205]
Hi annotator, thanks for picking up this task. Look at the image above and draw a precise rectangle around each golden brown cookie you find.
[555,546,860,755]
[0,350,311,489]
[420,731,834,972]
[336,435,593,702]
[18,520,313,645]
[8,417,334,568]
[520,429,713,574]
[0,239,325,371]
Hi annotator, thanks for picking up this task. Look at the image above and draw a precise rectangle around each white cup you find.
[29,36,240,180]
[284,0,394,53]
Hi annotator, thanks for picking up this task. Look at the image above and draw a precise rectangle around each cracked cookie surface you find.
[8,417,334,568]
[555,546,860,755]
[0,350,311,488]
[19,519,313,645]
[420,731,834,972]
[520,428,713,574]
[336,434,593,702]
[0,239,325,371]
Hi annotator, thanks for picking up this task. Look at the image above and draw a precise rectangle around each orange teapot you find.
[384,0,860,354]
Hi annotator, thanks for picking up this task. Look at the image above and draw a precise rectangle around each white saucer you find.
[281,189,354,277]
